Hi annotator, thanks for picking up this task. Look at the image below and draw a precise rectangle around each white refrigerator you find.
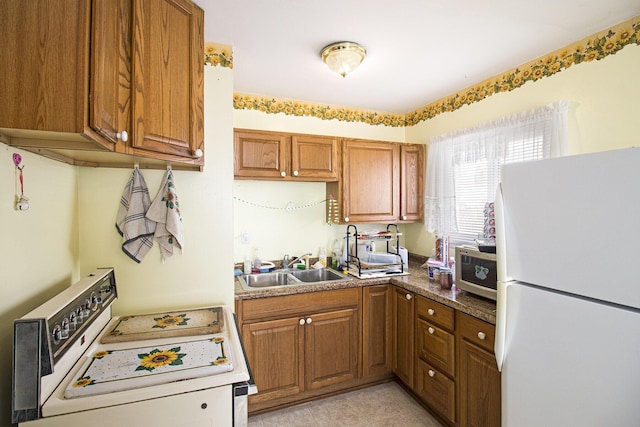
[494,148,640,427]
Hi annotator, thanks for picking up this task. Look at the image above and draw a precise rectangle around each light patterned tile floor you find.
[247,382,444,427]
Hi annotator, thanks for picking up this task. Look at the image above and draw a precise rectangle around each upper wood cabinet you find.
[327,139,424,224]
[234,129,340,181]
[0,0,204,170]
[130,0,204,162]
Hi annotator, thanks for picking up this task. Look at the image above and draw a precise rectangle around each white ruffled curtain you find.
[425,100,569,236]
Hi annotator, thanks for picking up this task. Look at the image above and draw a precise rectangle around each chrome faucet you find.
[287,253,312,268]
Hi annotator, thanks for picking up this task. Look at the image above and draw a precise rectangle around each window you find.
[425,101,568,246]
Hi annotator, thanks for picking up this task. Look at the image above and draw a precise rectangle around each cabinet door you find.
[458,313,501,427]
[342,139,400,223]
[392,287,414,387]
[131,0,204,162]
[416,318,455,377]
[416,359,456,424]
[305,308,359,390]
[90,0,130,148]
[362,285,392,377]
[400,144,424,222]
[0,1,96,135]
[291,135,340,180]
[242,317,304,404]
[234,130,290,178]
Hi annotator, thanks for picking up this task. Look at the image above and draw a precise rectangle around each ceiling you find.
[194,0,640,114]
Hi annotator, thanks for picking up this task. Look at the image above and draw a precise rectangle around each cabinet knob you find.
[477,331,487,340]
[401,215,407,220]
[428,327,435,334]
[193,148,203,158]
[293,170,299,176]
[405,293,412,300]
[299,318,305,326]
[428,369,436,377]
[344,217,350,222]
[427,308,435,316]
[306,317,312,324]
[116,130,128,142]
[280,171,287,177]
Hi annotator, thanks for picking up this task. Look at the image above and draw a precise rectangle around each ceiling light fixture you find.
[321,41,366,78]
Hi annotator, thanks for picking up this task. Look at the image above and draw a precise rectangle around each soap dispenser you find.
[319,247,327,268]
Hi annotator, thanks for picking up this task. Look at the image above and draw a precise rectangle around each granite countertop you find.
[234,261,497,325]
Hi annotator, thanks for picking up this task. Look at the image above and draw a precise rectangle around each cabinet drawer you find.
[240,288,360,322]
[415,359,456,423]
[416,318,455,377]
[457,311,496,353]
[416,296,454,330]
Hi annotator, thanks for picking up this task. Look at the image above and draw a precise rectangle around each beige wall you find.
[0,146,80,424]
[232,110,407,263]
[404,43,640,257]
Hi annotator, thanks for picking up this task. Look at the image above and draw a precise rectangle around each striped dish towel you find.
[116,168,156,263]
[146,168,183,263]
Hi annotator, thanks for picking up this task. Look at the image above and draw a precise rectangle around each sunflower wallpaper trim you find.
[204,42,233,68]
[217,15,640,127]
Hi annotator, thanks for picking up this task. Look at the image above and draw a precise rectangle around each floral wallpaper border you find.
[206,16,640,127]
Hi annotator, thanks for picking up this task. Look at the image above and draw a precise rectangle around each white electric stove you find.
[12,268,255,427]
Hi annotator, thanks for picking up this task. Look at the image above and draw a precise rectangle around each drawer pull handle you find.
[299,318,305,326]
[406,294,412,300]
[478,332,487,340]
[281,171,287,177]
[306,317,313,324]
[428,369,436,377]
[428,327,435,334]
[427,308,435,316]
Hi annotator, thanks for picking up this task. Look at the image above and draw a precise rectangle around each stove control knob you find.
[52,325,62,343]
[61,318,70,339]
[69,312,77,331]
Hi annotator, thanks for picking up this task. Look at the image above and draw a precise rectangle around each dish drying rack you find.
[345,224,407,278]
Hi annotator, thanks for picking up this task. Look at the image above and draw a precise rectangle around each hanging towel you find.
[116,168,157,263]
[146,168,184,262]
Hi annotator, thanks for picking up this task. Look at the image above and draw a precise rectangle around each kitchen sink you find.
[290,268,347,283]
[238,268,352,290]
[240,272,297,288]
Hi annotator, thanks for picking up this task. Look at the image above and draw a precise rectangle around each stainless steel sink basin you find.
[290,268,347,283]
[238,268,351,290]
[240,272,298,288]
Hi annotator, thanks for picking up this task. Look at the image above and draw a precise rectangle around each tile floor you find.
[247,381,444,427]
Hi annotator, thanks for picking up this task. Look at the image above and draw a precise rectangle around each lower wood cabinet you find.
[236,284,501,424]
[415,296,457,424]
[392,287,415,387]
[457,312,501,427]
[237,288,361,411]
[362,285,392,378]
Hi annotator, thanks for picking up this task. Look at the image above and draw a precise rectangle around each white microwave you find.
[455,247,497,300]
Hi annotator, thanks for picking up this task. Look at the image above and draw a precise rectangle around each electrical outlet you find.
[241,230,250,244]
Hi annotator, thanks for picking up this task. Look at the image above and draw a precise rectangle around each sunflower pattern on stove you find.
[152,313,190,329]
[136,347,186,372]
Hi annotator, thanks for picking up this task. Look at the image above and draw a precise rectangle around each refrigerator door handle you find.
[495,280,509,371]
[495,183,509,283]
[494,183,508,372]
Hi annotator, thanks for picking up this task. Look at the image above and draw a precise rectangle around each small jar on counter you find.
[439,267,453,290]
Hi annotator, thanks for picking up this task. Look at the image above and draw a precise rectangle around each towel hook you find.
[166,164,172,171]
[134,161,139,170]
